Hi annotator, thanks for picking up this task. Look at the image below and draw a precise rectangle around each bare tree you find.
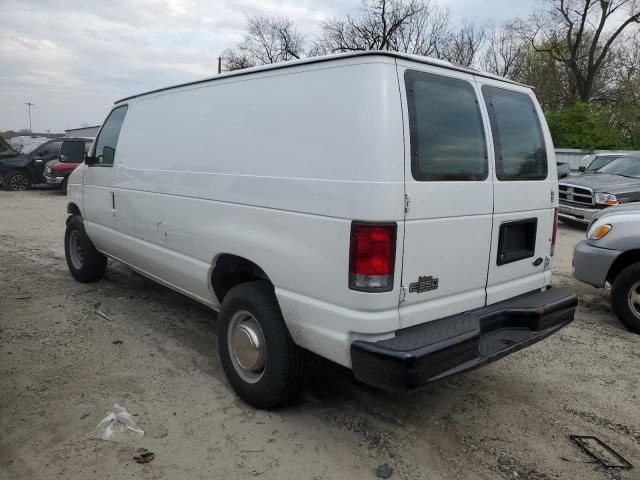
[443,20,486,67]
[223,15,305,71]
[529,0,640,102]
[481,21,527,78]
[389,1,450,56]
[312,0,451,56]
[222,48,256,72]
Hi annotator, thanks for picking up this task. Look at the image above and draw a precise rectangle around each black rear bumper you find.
[351,288,578,391]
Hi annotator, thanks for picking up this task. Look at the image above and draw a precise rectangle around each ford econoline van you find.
[65,52,577,408]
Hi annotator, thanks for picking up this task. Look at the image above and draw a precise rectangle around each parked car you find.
[0,137,92,191]
[557,162,571,178]
[579,153,623,173]
[573,203,640,333]
[44,139,92,193]
[63,52,577,408]
[558,155,640,225]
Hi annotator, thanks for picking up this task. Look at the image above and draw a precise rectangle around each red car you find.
[43,138,92,193]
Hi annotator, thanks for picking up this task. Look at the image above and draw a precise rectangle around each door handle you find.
[111,191,115,210]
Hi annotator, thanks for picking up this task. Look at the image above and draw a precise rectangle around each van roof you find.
[115,51,530,104]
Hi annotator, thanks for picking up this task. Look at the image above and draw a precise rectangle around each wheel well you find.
[211,254,270,303]
[67,203,81,217]
[607,250,640,284]
[4,168,30,179]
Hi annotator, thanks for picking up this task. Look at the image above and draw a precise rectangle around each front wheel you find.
[611,262,640,334]
[218,281,305,409]
[3,170,31,191]
[64,215,107,283]
[61,177,68,194]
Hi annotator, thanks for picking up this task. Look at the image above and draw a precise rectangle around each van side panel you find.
[107,60,406,367]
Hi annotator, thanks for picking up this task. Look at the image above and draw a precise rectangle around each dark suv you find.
[0,138,91,191]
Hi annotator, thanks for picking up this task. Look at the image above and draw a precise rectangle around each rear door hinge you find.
[400,286,409,303]
[404,194,410,213]
[551,189,555,204]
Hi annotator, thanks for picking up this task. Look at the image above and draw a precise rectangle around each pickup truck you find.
[573,203,640,333]
[558,155,640,225]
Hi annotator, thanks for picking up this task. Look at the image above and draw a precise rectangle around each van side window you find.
[94,106,128,166]
[405,70,488,181]
[482,87,547,181]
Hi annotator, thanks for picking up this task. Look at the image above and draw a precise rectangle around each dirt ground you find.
[1,188,639,480]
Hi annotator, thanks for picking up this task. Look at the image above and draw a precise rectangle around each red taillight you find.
[349,222,396,292]
[551,208,558,256]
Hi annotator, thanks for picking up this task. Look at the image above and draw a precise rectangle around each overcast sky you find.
[0,0,538,132]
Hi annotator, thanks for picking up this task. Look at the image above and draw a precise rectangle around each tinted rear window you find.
[482,86,547,181]
[406,70,487,181]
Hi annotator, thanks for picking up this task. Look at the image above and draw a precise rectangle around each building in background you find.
[64,125,100,138]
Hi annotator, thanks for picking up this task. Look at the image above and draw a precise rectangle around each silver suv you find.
[573,203,640,333]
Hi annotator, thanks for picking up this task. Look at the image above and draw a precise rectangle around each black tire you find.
[3,170,31,191]
[611,262,640,334]
[61,177,68,194]
[64,215,107,283]
[218,281,305,409]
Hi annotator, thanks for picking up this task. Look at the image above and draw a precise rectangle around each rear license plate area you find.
[497,218,537,266]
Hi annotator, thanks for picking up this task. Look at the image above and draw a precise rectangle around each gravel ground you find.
[1,188,639,480]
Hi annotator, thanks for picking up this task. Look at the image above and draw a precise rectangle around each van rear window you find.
[482,86,547,181]
[405,70,488,181]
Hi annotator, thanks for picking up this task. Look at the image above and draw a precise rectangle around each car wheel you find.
[61,177,68,194]
[64,215,107,283]
[3,170,31,191]
[611,262,640,334]
[218,281,305,409]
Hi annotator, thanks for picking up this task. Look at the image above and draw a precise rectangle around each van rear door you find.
[476,79,556,304]
[396,62,494,329]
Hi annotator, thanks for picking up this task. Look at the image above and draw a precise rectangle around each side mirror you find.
[578,166,586,172]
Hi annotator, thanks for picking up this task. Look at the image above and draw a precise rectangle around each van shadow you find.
[95,263,559,444]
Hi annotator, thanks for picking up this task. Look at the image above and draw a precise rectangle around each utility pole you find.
[25,102,35,133]
[218,56,222,74]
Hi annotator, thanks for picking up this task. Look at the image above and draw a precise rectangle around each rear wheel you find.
[218,281,305,408]
[3,170,31,191]
[64,215,107,283]
[611,262,640,334]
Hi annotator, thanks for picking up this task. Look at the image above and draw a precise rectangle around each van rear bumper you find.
[350,288,577,391]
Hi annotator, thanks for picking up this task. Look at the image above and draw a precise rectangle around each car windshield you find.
[587,155,619,172]
[22,143,45,154]
[597,156,640,178]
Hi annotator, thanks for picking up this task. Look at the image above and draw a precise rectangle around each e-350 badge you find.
[409,275,439,294]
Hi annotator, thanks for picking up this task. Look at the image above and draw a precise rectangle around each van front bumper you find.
[350,288,577,391]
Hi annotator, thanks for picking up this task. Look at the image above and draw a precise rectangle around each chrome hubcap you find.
[9,174,28,191]
[628,281,640,319]
[228,311,266,383]
[69,230,84,270]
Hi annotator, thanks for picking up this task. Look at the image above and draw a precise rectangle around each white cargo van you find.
[65,52,577,408]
